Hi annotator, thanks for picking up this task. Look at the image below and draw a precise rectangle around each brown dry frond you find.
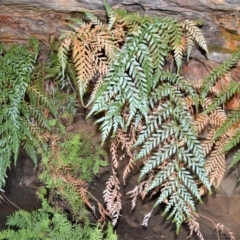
[216,223,236,240]
[209,108,227,128]
[127,172,154,209]
[122,160,134,185]
[201,97,213,109]
[187,213,204,240]
[60,20,120,106]
[205,136,230,188]
[111,125,138,184]
[51,170,91,208]
[110,138,119,169]
[187,79,203,91]
[201,128,216,156]
[103,171,122,226]
[194,113,209,134]
[127,183,145,210]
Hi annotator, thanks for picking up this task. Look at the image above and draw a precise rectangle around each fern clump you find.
[58,7,123,106]
[0,38,56,190]
[85,7,210,233]
[191,48,240,187]
[0,199,117,240]
[39,131,109,224]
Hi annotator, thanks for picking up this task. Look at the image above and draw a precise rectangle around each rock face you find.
[0,0,240,55]
[1,0,240,239]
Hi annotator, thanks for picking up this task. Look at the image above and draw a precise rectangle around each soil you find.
[0,113,239,240]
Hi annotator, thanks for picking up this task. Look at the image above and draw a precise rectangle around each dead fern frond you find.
[201,128,216,156]
[205,137,231,187]
[127,172,154,210]
[122,160,134,185]
[194,113,209,134]
[209,107,227,128]
[110,139,119,169]
[59,8,120,106]
[187,213,204,240]
[103,172,122,226]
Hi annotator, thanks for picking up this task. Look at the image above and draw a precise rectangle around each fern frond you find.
[182,20,208,59]
[103,0,116,30]
[22,139,39,165]
[223,128,240,152]
[84,11,102,26]
[194,113,209,134]
[58,37,72,77]
[84,11,210,233]
[229,148,240,168]
[201,129,216,156]
[170,23,183,71]
[200,48,240,99]
[214,108,240,139]
[64,18,84,32]
[204,80,240,114]
[103,173,122,226]
[27,85,57,117]
[205,137,230,187]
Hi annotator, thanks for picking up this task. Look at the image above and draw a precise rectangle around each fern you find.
[200,48,240,100]
[0,39,56,189]
[194,49,240,171]
[103,0,116,30]
[87,10,210,232]
[58,7,119,106]
[133,79,209,233]
[204,80,240,114]
[182,20,208,61]
[0,200,117,240]
[38,130,109,224]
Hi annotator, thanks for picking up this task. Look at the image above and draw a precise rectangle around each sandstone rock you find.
[0,0,240,56]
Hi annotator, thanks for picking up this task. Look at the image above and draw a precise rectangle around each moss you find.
[219,28,240,51]
[194,19,205,28]
[208,45,236,54]
[225,28,238,35]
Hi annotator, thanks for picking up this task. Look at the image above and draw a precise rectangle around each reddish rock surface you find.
[0,0,240,54]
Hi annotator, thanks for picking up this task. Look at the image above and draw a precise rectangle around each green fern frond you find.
[84,11,102,26]
[65,18,84,31]
[136,120,177,160]
[0,202,114,240]
[103,0,116,30]
[229,148,240,168]
[214,109,240,139]
[28,37,40,61]
[0,40,50,188]
[169,22,183,71]
[27,85,57,118]
[116,10,153,33]
[22,139,39,165]
[185,32,195,62]
[204,80,240,114]
[58,37,72,77]
[134,102,174,147]
[163,183,195,233]
[223,128,240,152]
[200,48,240,100]
[139,142,178,178]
